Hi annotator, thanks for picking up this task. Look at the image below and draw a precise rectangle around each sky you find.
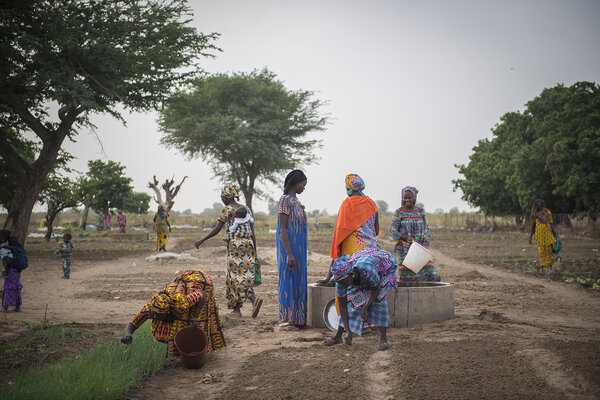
[60,0,600,215]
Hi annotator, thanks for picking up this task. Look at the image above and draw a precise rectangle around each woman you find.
[390,186,441,282]
[277,170,308,330]
[153,205,171,252]
[324,248,397,351]
[318,173,379,285]
[117,209,127,233]
[528,199,557,271]
[0,230,22,312]
[195,186,262,318]
[121,269,225,357]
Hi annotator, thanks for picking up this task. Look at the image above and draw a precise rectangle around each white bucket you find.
[402,242,434,273]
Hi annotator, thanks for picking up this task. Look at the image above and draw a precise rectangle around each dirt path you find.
[4,244,600,399]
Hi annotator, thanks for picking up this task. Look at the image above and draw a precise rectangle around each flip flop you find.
[251,298,263,318]
[279,325,299,331]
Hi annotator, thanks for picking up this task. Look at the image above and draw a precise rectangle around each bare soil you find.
[2,232,600,399]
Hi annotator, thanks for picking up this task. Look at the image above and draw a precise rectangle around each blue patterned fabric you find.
[335,248,397,335]
[276,194,307,326]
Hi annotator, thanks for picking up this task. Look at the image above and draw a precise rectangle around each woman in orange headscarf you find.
[318,174,379,285]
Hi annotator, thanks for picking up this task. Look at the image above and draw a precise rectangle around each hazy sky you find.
[61,0,600,215]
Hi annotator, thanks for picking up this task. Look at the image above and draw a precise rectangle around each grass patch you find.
[1,322,169,400]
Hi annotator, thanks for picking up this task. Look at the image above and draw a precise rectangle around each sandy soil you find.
[4,238,600,399]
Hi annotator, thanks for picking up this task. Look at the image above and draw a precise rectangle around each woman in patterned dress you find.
[153,205,171,251]
[390,186,441,282]
[323,248,397,351]
[528,199,557,271]
[195,186,262,318]
[121,269,225,357]
[317,173,379,285]
[277,170,308,330]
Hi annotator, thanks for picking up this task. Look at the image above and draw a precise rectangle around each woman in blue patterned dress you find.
[277,170,308,330]
[324,248,397,351]
[390,186,441,282]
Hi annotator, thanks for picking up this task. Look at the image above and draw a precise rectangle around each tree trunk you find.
[79,205,90,229]
[515,215,523,231]
[44,210,60,242]
[3,173,44,245]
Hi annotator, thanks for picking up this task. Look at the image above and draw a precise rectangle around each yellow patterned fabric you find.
[534,208,556,266]
[221,185,237,199]
[218,205,256,309]
[131,270,225,357]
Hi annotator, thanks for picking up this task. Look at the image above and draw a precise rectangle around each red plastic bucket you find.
[174,326,208,369]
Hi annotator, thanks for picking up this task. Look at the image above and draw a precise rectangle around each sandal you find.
[252,298,263,318]
[279,324,299,331]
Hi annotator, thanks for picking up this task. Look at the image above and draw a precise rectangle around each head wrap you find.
[283,170,307,194]
[221,185,238,200]
[331,255,353,281]
[345,174,365,196]
[402,186,418,199]
[158,204,165,211]
[151,292,171,314]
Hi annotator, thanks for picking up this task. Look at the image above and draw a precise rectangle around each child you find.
[225,206,254,244]
[57,233,73,279]
[1,230,23,312]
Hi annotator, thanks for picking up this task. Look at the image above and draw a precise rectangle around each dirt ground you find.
[3,233,600,399]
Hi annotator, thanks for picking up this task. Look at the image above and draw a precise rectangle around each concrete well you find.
[307,281,454,330]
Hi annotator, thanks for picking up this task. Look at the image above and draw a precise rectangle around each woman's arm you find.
[374,212,380,236]
[195,221,225,248]
[278,213,295,270]
[250,221,257,254]
[338,295,353,344]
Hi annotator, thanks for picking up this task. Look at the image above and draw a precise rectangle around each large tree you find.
[158,69,328,210]
[0,0,218,243]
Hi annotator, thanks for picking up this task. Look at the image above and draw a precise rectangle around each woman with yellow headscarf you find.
[121,269,225,357]
[153,204,171,251]
[195,185,263,318]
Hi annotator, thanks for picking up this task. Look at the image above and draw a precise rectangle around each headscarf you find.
[151,292,171,314]
[345,174,365,196]
[283,170,307,194]
[331,255,353,281]
[402,186,418,199]
[221,185,238,200]
[158,204,165,211]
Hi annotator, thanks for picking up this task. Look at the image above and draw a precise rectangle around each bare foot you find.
[227,310,242,318]
[378,341,389,351]
[14,306,21,312]
[324,337,342,346]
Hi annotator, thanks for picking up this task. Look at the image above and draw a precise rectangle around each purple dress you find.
[2,267,22,308]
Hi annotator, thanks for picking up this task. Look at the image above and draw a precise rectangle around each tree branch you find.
[0,93,52,142]
[0,134,30,181]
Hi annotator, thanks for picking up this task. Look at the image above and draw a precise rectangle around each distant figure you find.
[528,199,557,272]
[105,211,111,230]
[117,209,127,233]
[56,233,73,279]
[277,170,308,330]
[153,205,171,252]
[1,230,23,312]
[315,217,319,232]
[390,186,441,282]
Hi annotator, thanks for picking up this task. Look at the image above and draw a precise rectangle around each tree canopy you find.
[0,0,218,242]
[158,68,329,210]
[454,82,599,216]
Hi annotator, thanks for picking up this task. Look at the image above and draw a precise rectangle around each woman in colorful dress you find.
[317,173,379,285]
[277,170,308,330]
[528,199,557,271]
[121,269,225,357]
[390,186,441,282]
[195,186,262,318]
[324,248,397,351]
[153,205,171,252]
[116,209,127,233]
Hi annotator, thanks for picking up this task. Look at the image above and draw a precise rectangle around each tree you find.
[0,0,218,243]
[267,200,278,216]
[158,68,328,211]
[147,175,188,213]
[38,173,80,241]
[121,191,151,215]
[375,200,389,215]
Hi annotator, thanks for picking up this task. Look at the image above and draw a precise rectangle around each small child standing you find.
[57,233,73,279]
[225,206,254,244]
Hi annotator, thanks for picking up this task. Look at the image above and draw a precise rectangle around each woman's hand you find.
[194,239,204,249]
[344,330,353,345]
[403,235,414,244]
[121,334,133,345]
[361,308,369,322]
[191,319,199,329]
[287,254,296,270]
[316,278,330,286]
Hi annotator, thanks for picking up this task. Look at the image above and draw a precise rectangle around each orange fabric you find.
[329,196,377,259]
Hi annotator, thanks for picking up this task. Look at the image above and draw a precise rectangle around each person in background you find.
[57,233,73,279]
[153,205,171,252]
[1,230,23,312]
[390,186,441,282]
[117,209,127,233]
[105,211,112,230]
[121,269,225,357]
[195,186,262,318]
[528,199,557,272]
[277,170,308,330]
